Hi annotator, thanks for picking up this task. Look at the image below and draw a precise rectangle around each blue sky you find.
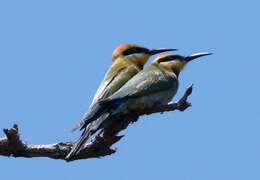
[0,0,259,179]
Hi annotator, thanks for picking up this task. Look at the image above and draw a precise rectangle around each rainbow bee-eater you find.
[66,52,212,158]
[72,44,176,131]
[66,44,176,159]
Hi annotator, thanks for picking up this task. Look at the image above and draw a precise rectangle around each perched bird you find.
[66,52,212,159]
[72,44,176,132]
[66,44,176,159]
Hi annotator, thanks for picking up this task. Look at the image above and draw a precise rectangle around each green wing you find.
[92,66,126,103]
[72,61,140,131]
[91,61,141,104]
[101,65,177,103]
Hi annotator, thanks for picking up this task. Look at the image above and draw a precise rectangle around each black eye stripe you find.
[158,55,183,63]
[123,47,150,56]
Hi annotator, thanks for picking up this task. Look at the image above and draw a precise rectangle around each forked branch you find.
[0,85,193,161]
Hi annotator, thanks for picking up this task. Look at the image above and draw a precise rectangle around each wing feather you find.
[100,65,177,104]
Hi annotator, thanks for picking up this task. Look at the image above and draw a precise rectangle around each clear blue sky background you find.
[0,0,259,179]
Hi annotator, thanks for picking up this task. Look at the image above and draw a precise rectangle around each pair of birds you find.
[66,44,211,159]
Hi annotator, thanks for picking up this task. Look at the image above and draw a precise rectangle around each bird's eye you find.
[123,47,149,56]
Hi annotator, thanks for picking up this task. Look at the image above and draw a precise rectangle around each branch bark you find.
[0,85,193,161]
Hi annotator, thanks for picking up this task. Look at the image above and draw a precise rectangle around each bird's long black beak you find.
[185,52,213,62]
[149,48,178,55]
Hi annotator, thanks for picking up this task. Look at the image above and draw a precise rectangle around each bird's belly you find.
[118,89,177,114]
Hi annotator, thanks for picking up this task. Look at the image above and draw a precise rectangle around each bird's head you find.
[112,44,177,67]
[152,52,212,76]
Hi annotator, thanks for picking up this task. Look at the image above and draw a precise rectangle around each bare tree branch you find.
[0,85,193,161]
